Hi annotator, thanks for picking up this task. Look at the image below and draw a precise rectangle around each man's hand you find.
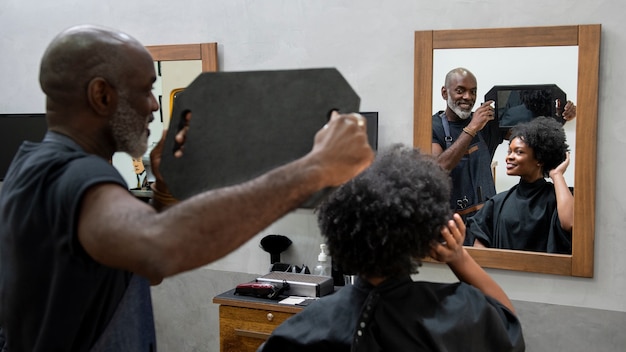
[149,113,189,210]
[466,100,495,133]
[562,100,577,122]
[149,131,167,191]
[150,112,191,191]
[308,111,375,187]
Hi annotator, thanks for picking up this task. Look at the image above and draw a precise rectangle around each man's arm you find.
[78,112,374,285]
[430,214,515,314]
[432,135,474,172]
[433,101,495,172]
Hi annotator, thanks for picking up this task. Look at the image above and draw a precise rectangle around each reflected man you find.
[431,67,504,240]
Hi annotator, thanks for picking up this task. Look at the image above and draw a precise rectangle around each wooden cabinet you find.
[213,289,304,352]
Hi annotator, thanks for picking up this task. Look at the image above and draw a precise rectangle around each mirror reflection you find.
[487,85,568,128]
[431,47,578,254]
[432,46,578,193]
[431,66,577,254]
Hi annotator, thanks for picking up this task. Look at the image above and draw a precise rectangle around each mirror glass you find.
[431,46,578,192]
[414,25,600,277]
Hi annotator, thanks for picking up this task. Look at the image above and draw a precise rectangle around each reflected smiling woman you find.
[467,117,574,254]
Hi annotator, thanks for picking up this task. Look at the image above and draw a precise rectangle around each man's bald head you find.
[39,24,150,106]
[444,67,476,90]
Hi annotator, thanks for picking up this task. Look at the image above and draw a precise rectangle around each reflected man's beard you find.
[110,95,149,158]
[447,95,472,120]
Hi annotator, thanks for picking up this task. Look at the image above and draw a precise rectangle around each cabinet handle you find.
[234,328,271,340]
[266,313,274,321]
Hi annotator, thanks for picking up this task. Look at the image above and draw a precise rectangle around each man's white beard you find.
[110,95,150,159]
[447,96,472,120]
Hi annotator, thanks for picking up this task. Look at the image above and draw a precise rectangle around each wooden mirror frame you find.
[414,25,600,277]
[145,43,219,72]
[144,42,219,128]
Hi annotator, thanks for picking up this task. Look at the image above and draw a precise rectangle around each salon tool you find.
[260,234,292,264]
[234,281,290,300]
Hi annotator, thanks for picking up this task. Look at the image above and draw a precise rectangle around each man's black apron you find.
[90,275,157,351]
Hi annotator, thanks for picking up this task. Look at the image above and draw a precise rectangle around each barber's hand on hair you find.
[429,214,466,264]
[467,100,495,134]
[309,111,374,187]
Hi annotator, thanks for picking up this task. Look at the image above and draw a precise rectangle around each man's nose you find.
[151,93,159,112]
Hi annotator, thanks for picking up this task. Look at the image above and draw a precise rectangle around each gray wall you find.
[2,0,625,351]
[152,269,626,352]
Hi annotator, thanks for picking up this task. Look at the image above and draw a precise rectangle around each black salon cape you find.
[258,276,524,352]
[467,178,572,254]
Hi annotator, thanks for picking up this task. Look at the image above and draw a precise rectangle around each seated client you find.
[468,116,573,253]
[258,144,525,351]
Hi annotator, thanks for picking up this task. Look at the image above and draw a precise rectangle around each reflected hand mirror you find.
[414,25,600,277]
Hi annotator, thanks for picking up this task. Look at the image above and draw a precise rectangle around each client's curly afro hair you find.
[509,116,569,177]
[316,144,452,278]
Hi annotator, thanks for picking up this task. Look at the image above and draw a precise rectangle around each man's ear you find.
[441,86,448,100]
[87,77,117,116]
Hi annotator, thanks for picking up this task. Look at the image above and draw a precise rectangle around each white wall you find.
[2,0,624,317]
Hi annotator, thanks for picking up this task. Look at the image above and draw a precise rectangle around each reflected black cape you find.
[258,276,524,352]
[467,178,572,254]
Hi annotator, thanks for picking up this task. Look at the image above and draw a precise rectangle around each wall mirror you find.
[112,43,218,188]
[414,25,600,277]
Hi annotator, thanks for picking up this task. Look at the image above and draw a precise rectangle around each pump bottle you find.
[314,244,331,277]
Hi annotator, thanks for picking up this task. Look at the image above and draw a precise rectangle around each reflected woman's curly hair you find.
[520,89,553,117]
[509,116,569,177]
[316,144,452,278]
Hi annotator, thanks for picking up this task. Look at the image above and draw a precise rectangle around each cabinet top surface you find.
[213,288,306,314]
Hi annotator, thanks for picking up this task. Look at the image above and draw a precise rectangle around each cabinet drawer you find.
[219,305,295,352]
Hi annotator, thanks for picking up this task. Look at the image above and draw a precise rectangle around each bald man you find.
[0,25,373,351]
[431,67,502,232]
